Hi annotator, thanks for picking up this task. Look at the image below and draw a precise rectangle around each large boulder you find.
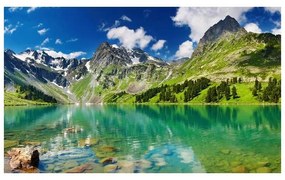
[7,147,40,170]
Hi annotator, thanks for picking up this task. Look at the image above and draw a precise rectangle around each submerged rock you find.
[256,167,272,173]
[4,140,18,149]
[117,160,134,173]
[256,161,271,167]
[139,159,152,169]
[99,146,118,153]
[79,138,99,147]
[7,146,41,171]
[230,161,241,167]
[63,160,79,170]
[220,149,231,155]
[153,157,167,167]
[231,165,248,173]
[7,147,31,169]
[104,164,119,173]
[54,166,62,173]
[63,126,83,134]
[100,157,117,166]
[65,163,93,173]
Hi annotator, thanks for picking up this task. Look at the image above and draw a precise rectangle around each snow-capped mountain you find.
[12,49,84,72]
[4,42,170,103]
[89,42,167,70]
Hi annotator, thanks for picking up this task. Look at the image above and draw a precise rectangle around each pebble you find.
[230,161,241,167]
[220,149,231,155]
[154,157,167,167]
[63,160,79,169]
[232,165,248,173]
[100,157,117,166]
[117,160,134,173]
[138,159,152,169]
[104,164,119,173]
[99,146,118,153]
[256,167,272,173]
[46,164,55,171]
[54,166,62,173]
[256,161,271,167]
[65,163,92,173]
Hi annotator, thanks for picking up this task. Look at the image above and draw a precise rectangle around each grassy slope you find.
[114,81,280,104]
[166,33,281,86]
[4,92,51,106]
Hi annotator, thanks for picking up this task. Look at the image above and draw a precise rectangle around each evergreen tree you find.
[238,77,242,83]
[232,86,238,99]
[252,87,257,96]
[225,85,231,100]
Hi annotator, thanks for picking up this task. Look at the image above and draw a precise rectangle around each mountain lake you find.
[4,105,281,173]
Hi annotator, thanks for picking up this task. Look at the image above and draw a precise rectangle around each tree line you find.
[205,79,239,103]
[252,77,281,103]
[16,85,57,103]
[135,77,211,103]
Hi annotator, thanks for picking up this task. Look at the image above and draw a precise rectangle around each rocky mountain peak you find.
[199,15,246,45]
[4,49,15,56]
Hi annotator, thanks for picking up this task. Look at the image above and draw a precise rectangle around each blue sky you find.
[4,7,281,60]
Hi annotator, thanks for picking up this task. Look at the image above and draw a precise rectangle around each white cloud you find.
[66,38,78,43]
[271,28,281,35]
[8,7,23,12]
[121,15,132,22]
[265,7,281,14]
[4,22,23,35]
[4,25,17,34]
[37,23,43,27]
[45,50,86,59]
[244,23,262,33]
[100,20,121,32]
[175,40,194,59]
[98,23,107,31]
[41,38,50,46]
[27,7,38,13]
[172,7,252,42]
[273,20,281,28]
[151,40,166,51]
[55,39,63,45]
[107,26,153,49]
[38,28,49,35]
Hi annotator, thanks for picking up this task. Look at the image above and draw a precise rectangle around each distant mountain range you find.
[4,15,281,104]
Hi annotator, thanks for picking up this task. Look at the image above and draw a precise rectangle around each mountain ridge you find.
[4,15,281,105]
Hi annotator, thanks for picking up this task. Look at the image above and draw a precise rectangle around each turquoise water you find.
[4,105,281,173]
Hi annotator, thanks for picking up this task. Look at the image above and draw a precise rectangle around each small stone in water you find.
[138,159,152,169]
[63,160,79,169]
[230,161,241,167]
[117,160,134,173]
[220,149,231,155]
[154,157,167,167]
[100,157,117,166]
[256,161,271,167]
[65,163,92,173]
[232,165,248,173]
[46,164,55,171]
[104,164,119,173]
[99,146,118,153]
[54,166,62,173]
[256,167,272,173]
